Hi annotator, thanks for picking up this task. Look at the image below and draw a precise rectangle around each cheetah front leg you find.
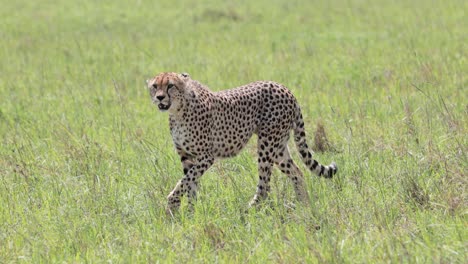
[166,154,214,213]
[178,152,194,176]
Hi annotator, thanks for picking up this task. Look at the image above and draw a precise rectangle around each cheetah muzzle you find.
[157,103,171,111]
[146,72,338,213]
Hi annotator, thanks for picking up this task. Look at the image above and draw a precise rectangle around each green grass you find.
[1,0,466,262]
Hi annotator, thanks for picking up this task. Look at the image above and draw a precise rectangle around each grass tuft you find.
[312,119,331,152]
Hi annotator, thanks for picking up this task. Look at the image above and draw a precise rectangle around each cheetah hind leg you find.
[276,145,310,205]
[248,139,274,208]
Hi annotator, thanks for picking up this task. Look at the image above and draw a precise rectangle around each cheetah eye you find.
[167,84,175,89]
[152,84,157,89]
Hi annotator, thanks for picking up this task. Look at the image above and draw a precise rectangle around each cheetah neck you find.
[169,80,213,120]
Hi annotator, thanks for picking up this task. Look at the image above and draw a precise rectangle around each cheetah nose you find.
[156,95,165,101]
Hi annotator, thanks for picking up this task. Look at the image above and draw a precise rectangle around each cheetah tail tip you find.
[330,162,338,174]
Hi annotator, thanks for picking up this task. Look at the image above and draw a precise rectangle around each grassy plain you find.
[0,0,466,262]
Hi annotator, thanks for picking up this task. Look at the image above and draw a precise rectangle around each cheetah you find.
[146,72,337,212]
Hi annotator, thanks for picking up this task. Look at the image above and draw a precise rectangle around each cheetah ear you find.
[180,72,190,78]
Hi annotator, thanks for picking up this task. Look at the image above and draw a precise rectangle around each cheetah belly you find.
[211,113,258,158]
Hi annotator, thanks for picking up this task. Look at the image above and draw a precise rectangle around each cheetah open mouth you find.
[158,103,171,111]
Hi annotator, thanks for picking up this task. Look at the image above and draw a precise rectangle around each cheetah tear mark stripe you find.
[293,108,337,178]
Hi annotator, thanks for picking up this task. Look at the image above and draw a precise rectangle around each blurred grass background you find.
[0,0,466,262]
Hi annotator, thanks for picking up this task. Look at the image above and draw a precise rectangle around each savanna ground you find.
[0,0,466,262]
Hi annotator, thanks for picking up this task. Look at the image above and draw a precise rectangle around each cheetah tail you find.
[293,111,337,178]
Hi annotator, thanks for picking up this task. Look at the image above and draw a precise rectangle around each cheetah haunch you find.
[146,72,337,212]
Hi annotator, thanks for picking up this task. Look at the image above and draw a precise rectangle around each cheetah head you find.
[146,72,190,113]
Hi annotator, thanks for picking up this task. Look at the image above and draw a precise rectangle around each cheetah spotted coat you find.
[146,72,337,211]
